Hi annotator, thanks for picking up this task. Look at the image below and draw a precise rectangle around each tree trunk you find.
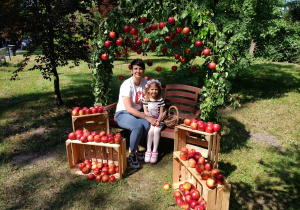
[249,39,256,55]
[46,1,63,106]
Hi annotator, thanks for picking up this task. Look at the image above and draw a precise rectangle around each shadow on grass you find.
[231,63,300,103]
[229,145,300,210]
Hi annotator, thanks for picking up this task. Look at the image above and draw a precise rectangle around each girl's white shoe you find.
[150,152,158,163]
[145,151,152,163]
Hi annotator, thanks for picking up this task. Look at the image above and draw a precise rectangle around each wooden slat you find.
[75,124,107,132]
[186,135,208,148]
[165,91,198,100]
[85,145,92,161]
[207,135,213,162]
[107,147,113,164]
[102,147,108,164]
[113,147,119,166]
[121,138,127,175]
[173,155,181,183]
[206,188,216,210]
[66,141,73,168]
[165,103,195,113]
[65,140,121,148]
[73,116,107,126]
[90,145,97,162]
[174,127,179,151]
[165,98,196,106]
[211,134,217,168]
[95,146,103,162]
[165,84,201,94]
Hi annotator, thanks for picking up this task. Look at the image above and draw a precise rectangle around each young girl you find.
[142,79,166,163]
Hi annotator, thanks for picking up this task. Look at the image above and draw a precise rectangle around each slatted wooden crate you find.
[174,124,221,168]
[173,151,231,210]
[72,112,109,134]
[65,138,127,179]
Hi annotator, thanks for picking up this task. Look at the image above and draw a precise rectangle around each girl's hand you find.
[145,115,156,126]
[156,121,161,127]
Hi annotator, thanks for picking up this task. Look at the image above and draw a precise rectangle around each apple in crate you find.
[86,163,92,170]
[183,190,191,197]
[99,131,106,137]
[179,184,185,192]
[191,189,200,200]
[91,131,98,136]
[195,163,205,173]
[78,163,86,170]
[180,151,188,161]
[197,157,205,165]
[81,167,89,174]
[114,137,121,144]
[194,152,202,160]
[102,167,108,173]
[204,162,212,171]
[211,168,221,179]
[190,200,199,209]
[200,170,211,180]
[80,136,87,143]
[183,182,191,190]
[72,109,79,116]
[84,159,91,165]
[109,175,116,183]
[115,133,122,138]
[190,122,198,130]
[188,158,196,168]
[206,177,217,189]
[68,132,76,140]
[97,162,103,169]
[163,183,170,190]
[88,174,95,180]
[216,173,224,185]
[101,136,108,143]
[87,135,94,142]
[93,168,101,175]
[184,118,191,126]
[180,202,190,209]
[115,165,119,173]
[94,135,101,143]
[213,124,221,132]
[108,167,115,175]
[205,126,214,133]
[185,195,193,204]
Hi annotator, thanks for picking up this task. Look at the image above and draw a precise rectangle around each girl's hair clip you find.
[145,79,161,89]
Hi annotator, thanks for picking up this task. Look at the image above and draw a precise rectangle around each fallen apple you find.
[163,183,171,190]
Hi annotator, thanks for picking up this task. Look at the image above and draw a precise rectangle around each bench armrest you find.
[104,102,118,112]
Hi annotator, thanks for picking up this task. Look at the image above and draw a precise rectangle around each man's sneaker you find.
[136,150,144,160]
[128,153,140,169]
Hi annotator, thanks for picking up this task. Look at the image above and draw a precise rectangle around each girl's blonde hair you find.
[144,79,162,102]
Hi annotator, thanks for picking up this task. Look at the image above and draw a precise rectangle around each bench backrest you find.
[163,84,201,119]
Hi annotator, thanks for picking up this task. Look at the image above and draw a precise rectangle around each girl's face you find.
[148,85,159,99]
[131,65,144,79]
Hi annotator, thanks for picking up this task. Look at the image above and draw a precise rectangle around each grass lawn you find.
[0,52,299,209]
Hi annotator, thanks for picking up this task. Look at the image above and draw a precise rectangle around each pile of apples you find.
[183,119,220,133]
[68,129,122,144]
[78,159,118,183]
[180,148,225,189]
[71,105,105,116]
[174,181,207,210]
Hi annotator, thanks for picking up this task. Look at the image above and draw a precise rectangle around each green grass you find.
[0,53,299,209]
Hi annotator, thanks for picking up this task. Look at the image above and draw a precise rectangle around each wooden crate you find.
[173,151,231,210]
[174,124,221,168]
[65,138,127,179]
[72,112,109,134]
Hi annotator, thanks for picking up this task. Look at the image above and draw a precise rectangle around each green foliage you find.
[92,0,299,120]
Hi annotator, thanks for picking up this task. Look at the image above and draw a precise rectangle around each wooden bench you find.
[104,84,201,140]
[0,48,7,63]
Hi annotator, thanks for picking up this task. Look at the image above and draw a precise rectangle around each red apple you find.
[124,37,131,44]
[97,162,103,169]
[204,162,212,171]
[101,53,108,60]
[109,31,116,39]
[140,16,147,24]
[124,25,130,33]
[183,190,191,197]
[156,67,162,72]
[84,159,91,165]
[143,38,149,44]
[102,166,108,173]
[161,47,167,53]
[81,167,89,174]
[183,27,190,34]
[195,163,205,173]
[159,22,165,29]
[197,51,201,56]
[104,41,111,47]
[114,137,121,144]
[131,28,138,35]
[183,181,191,190]
[180,151,188,161]
[176,197,184,206]
[172,66,178,72]
[115,52,121,57]
[188,149,196,156]
[205,126,214,133]
[200,170,211,180]
[147,60,153,66]
[180,202,189,209]
[87,135,94,142]
[88,174,95,180]
[194,205,204,210]
[191,66,197,72]
[168,16,175,24]
[86,163,92,170]
[195,40,203,48]
[71,109,79,116]
[211,168,221,179]
[183,36,189,43]
[188,158,197,168]
[101,136,108,143]
[80,136,87,143]
[175,27,182,34]
[108,167,115,175]
[177,185,184,194]
[194,152,202,160]
[190,200,199,209]
[102,174,109,183]
[95,175,102,182]
[163,183,170,190]
[174,191,182,198]
[209,62,216,69]
[216,173,224,185]
[116,39,123,46]
[130,45,137,51]
[174,54,180,60]
[79,109,85,115]
[170,32,176,38]
[180,57,186,63]
[93,168,101,175]
[145,26,152,33]
[109,175,116,183]
[203,48,210,56]
[151,23,157,30]
[181,148,189,153]
[184,118,191,126]
[172,41,178,47]
[94,135,101,143]
[144,76,149,80]
[213,124,221,132]
[78,163,86,170]
[197,157,205,165]
[68,132,76,140]
[135,40,142,47]
[190,122,198,130]
[115,165,119,173]
[150,44,156,51]
[185,195,193,204]
[99,131,106,137]
[206,178,216,189]
[115,133,121,138]
[164,36,170,42]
